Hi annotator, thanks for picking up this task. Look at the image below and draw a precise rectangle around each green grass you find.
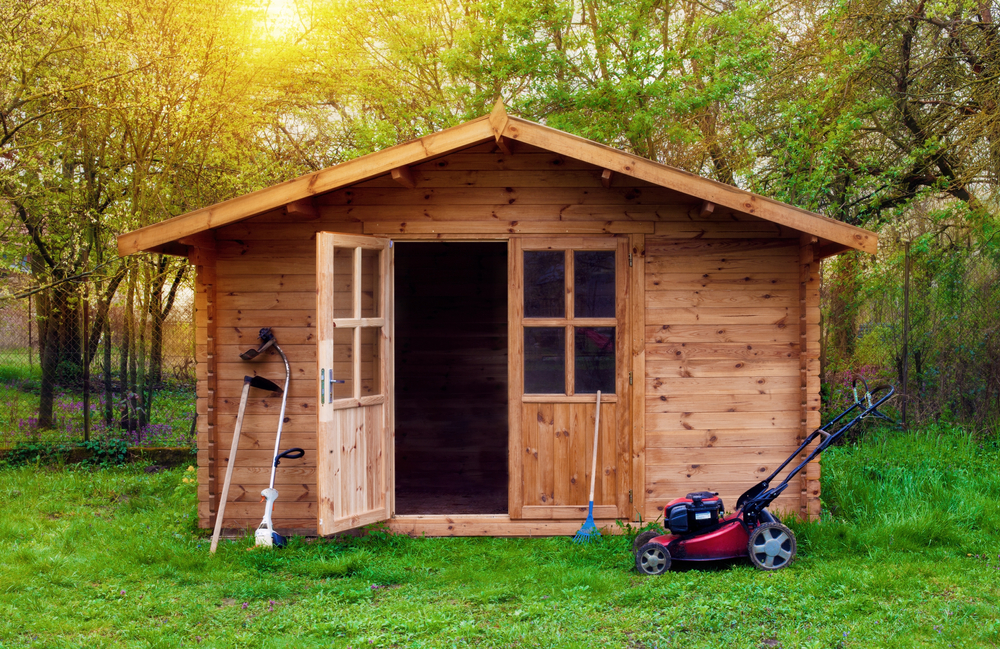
[0,426,998,648]
[0,358,195,447]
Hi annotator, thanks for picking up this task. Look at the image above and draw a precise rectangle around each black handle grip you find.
[274,447,305,467]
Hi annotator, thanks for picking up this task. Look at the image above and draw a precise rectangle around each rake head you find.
[573,525,601,544]
[573,502,601,544]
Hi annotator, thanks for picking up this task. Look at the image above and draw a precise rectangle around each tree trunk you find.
[135,263,151,429]
[120,268,135,402]
[103,311,113,428]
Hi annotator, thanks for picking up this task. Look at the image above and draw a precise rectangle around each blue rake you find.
[574,391,602,544]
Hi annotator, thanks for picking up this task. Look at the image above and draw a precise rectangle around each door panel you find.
[509,237,631,520]
[317,232,393,535]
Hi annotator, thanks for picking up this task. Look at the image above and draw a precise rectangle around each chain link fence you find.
[0,270,197,448]
[822,235,1000,433]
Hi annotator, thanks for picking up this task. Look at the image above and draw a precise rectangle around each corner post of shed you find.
[798,234,821,521]
[185,233,219,529]
[628,233,646,521]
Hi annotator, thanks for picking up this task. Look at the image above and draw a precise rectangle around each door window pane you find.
[574,250,615,318]
[333,327,354,399]
[359,326,381,396]
[575,327,615,394]
[361,248,380,318]
[524,250,564,318]
[524,327,565,393]
[333,246,355,318]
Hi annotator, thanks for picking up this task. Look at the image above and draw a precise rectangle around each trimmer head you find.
[240,327,277,361]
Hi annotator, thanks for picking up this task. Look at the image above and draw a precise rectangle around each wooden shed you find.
[118,103,877,537]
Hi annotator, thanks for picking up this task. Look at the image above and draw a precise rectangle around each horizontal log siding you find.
[196,141,801,533]
[642,237,807,520]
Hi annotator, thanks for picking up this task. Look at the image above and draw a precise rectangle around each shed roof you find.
[117,102,877,256]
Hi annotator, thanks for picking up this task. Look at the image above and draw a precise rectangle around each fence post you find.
[27,294,33,369]
[83,287,90,442]
[901,240,910,429]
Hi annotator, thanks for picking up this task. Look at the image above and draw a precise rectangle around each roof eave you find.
[117,115,496,256]
[499,116,878,255]
[118,105,877,257]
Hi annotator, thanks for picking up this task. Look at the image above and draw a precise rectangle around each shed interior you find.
[393,242,509,514]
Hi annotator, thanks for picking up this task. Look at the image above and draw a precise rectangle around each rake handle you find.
[589,391,601,503]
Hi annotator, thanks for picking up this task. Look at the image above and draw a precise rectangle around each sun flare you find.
[261,0,300,38]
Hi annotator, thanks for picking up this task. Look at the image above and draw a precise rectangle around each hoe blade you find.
[248,375,282,393]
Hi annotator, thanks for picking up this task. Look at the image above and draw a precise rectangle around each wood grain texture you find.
[188,140,849,533]
[507,237,524,518]
[118,116,496,254]
[629,234,646,520]
[320,234,392,534]
[642,237,808,521]
[521,402,618,509]
[498,116,877,253]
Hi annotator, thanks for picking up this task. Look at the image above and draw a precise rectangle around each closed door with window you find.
[509,237,631,520]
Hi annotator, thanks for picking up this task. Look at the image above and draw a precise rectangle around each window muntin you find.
[522,248,616,395]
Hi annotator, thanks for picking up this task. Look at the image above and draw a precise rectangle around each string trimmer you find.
[210,374,283,554]
[241,328,304,548]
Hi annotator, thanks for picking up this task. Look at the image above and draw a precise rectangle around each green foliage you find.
[80,437,130,467]
[0,440,74,467]
[791,423,1000,556]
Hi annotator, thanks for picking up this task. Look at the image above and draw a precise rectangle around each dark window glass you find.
[524,327,565,393]
[574,250,615,318]
[524,251,564,318]
[575,327,615,394]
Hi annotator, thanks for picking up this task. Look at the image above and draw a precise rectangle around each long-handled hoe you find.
[210,374,283,554]
[241,328,304,548]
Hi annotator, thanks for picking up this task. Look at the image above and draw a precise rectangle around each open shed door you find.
[316,232,393,535]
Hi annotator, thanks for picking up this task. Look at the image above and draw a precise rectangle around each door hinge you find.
[628,252,633,267]
[629,489,633,503]
[629,371,633,386]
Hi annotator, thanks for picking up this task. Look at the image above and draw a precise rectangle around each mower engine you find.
[664,491,724,534]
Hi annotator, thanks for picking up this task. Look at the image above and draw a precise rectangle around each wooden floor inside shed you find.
[393,242,509,515]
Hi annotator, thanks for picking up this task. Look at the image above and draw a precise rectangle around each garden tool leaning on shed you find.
[210,374,284,554]
[240,328,305,548]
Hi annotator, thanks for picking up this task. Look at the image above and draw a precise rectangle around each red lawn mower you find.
[634,379,895,574]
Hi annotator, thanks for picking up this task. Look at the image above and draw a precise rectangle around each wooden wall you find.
[194,139,823,533]
[640,237,820,520]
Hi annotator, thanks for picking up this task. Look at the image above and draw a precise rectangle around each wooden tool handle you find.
[210,380,251,553]
[589,390,601,502]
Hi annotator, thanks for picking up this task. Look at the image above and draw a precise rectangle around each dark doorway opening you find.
[394,242,508,515]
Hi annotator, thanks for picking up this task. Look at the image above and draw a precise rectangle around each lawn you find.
[0,425,998,648]
[0,359,195,448]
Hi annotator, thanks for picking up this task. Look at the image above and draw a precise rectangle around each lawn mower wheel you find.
[635,542,672,575]
[747,522,796,570]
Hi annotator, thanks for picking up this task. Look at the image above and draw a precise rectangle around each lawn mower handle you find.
[736,382,896,521]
